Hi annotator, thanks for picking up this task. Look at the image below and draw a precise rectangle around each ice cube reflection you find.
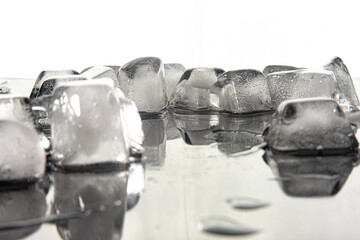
[52,170,128,240]
[264,150,357,197]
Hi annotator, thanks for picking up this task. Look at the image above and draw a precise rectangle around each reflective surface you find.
[2,78,360,240]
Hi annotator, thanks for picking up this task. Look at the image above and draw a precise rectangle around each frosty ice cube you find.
[213,70,272,113]
[262,65,303,77]
[81,65,119,87]
[0,120,46,181]
[53,170,128,239]
[264,150,356,197]
[29,70,78,100]
[169,68,224,111]
[324,57,359,111]
[263,98,358,154]
[267,69,339,108]
[51,79,130,166]
[118,57,167,113]
[0,188,46,239]
[164,63,186,99]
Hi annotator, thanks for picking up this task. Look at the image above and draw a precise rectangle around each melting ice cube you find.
[118,57,167,113]
[164,63,186,99]
[213,70,272,113]
[324,57,359,111]
[169,68,224,111]
[263,98,358,154]
[29,70,79,100]
[267,69,339,108]
[51,79,130,166]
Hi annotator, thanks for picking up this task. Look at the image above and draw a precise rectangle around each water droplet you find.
[198,216,258,236]
[226,197,269,210]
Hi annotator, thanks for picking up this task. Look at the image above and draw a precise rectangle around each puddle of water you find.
[226,197,269,210]
[198,215,259,236]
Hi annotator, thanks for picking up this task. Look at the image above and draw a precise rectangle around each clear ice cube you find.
[262,65,303,77]
[264,98,358,154]
[324,57,359,111]
[169,68,224,111]
[51,79,130,165]
[267,69,339,108]
[265,150,355,196]
[30,70,78,100]
[118,57,167,113]
[164,63,186,99]
[213,70,272,113]
[0,120,46,181]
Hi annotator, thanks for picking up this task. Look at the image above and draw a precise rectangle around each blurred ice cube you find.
[118,57,167,113]
[0,81,10,94]
[29,70,78,100]
[267,69,338,108]
[264,98,358,154]
[81,65,119,87]
[213,70,272,113]
[164,63,186,99]
[0,120,46,181]
[169,68,224,111]
[127,162,145,210]
[324,57,359,111]
[262,65,303,77]
[0,96,32,124]
[51,79,129,166]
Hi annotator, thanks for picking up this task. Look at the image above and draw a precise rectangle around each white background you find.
[0,0,359,78]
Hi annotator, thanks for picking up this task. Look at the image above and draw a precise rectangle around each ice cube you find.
[164,63,186,99]
[0,188,46,239]
[51,79,129,166]
[142,117,167,166]
[324,57,359,111]
[37,75,88,98]
[263,98,358,154]
[81,65,119,87]
[0,120,46,181]
[0,81,10,94]
[29,70,78,100]
[213,70,272,113]
[53,170,128,239]
[118,57,167,113]
[117,90,144,155]
[267,69,339,108]
[264,150,355,196]
[0,96,33,124]
[262,65,303,77]
[169,68,224,111]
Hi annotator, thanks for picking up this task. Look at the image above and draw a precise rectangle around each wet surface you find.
[2,78,360,239]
